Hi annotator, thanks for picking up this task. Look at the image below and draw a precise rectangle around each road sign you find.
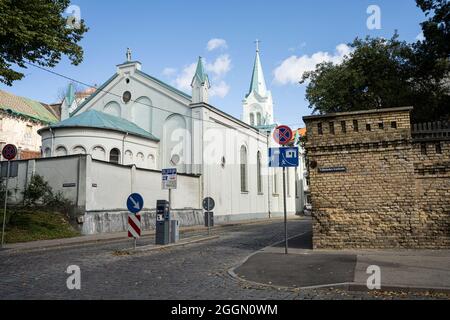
[2,144,17,160]
[127,193,144,214]
[128,213,141,238]
[162,168,177,190]
[269,147,299,168]
[202,197,215,211]
[273,125,293,146]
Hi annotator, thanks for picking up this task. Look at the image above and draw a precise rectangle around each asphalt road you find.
[0,218,446,300]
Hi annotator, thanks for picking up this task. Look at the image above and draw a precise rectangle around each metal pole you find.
[168,189,172,210]
[1,161,10,248]
[283,167,288,254]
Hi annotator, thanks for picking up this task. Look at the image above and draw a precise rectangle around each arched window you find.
[240,145,248,192]
[124,150,133,165]
[257,151,262,193]
[109,148,120,164]
[72,145,86,155]
[256,113,262,126]
[91,146,105,161]
[249,113,255,126]
[55,146,67,157]
[136,152,145,167]
[103,101,121,117]
[43,147,51,158]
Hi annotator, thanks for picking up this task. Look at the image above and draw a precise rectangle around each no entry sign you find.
[128,214,141,238]
[273,125,293,146]
[2,144,17,160]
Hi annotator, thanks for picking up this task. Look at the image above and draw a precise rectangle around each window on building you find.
[341,121,346,133]
[24,125,33,142]
[353,120,359,132]
[317,123,323,135]
[391,121,397,129]
[240,145,248,192]
[378,122,384,129]
[329,122,335,134]
[421,143,427,155]
[250,114,255,126]
[110,148,121,164]
[366,123,371,131]
[436,143,442,154]
[257,151,262,194]
[256,113,262,126]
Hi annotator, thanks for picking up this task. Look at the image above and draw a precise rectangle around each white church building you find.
[5,46,308,234]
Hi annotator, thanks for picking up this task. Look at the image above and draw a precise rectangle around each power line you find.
[25,62,306,134]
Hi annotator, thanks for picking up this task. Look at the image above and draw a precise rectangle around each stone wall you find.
[303,107,450,249]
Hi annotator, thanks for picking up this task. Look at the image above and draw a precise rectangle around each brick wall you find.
[303,107,450,249]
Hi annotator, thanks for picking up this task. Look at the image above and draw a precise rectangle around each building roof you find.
[246,50,267,98]
[44,109,159,141]
[191,57,210,87]
[302,106,414,121]
[0,89,59,124]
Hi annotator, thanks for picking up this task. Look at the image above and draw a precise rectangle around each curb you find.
[116,235,220,255]
[227,232,450,295]
[1,216,303,253]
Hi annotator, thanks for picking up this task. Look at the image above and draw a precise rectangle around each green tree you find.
[0,0,88,85]
[301,1,449,123]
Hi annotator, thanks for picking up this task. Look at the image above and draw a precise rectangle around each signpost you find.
[126,193,144,250]
[1,144,17,248]
[162,168,177,209]
[202,197,215,235]
[270,126,298,255]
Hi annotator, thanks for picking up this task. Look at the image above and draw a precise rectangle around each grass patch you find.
[2,208,80,244]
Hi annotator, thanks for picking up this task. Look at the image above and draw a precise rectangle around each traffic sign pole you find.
[1,161,10,248]
[282,166,288,255]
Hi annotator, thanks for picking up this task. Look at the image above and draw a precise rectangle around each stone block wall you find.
[303,107,450,249]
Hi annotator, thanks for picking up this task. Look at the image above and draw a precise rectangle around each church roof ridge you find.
[47,109,159,141]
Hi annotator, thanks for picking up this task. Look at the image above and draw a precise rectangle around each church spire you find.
[247,40,267,98]
[191,56,210,104]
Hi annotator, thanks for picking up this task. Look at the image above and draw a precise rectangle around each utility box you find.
[170,220,179,243]
[204,212,214,227]
[156,200,170,245]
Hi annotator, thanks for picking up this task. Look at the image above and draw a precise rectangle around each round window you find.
[170,154,180,166]
[122,91,132,103]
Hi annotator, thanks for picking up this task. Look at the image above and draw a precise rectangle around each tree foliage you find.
[301,0,449,122]
[0,0,88,85]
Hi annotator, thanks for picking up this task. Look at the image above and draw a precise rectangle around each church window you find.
[256,113,262,126]
[122,91,132,103]
[110,148,120,164]
[170,154,180,166]
[125,150,133,165]
[43,147,51,158]
[72,145,86,155]
[240,145,248,192]
[257,151,262,194]
[250,114,255,126]
[92,146,106,161]
[55,146,68,157]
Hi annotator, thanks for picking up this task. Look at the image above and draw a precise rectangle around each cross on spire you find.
[255,39,261,53]
[126,48,132,62]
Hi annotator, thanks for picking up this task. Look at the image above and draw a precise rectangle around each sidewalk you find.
[0,216,294,252]
[231,231,450,293]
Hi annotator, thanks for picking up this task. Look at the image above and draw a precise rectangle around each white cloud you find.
[273,43,352,85]
[210,81,230,98]
[172,54,232,98]
[174,62,197,91]
[206,54,231,77]
[162,67,177,77]
[207,38,228,51]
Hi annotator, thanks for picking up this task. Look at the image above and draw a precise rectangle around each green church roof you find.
[246,51,267,98]
[191,56,210,86]
[47,110,159,141]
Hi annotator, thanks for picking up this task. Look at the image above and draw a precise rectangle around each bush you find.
[23,174,72,210]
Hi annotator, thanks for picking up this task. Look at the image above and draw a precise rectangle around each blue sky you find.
[2,0,426,127]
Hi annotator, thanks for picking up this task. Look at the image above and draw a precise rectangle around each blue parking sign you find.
[269,147,299,168]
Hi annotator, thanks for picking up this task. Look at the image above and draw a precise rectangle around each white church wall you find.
[40,127,159,169]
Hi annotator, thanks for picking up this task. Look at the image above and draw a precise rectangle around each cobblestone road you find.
[0,218,446,300]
